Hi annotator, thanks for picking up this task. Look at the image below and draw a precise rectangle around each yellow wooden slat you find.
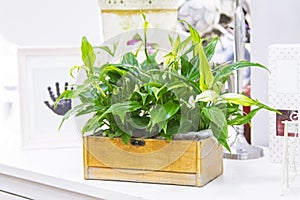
[86,167,197,186]
[83,136,223,186]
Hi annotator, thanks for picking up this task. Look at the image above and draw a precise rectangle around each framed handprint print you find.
[18,47,82,149]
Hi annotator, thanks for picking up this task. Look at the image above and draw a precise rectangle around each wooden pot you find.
[83,134,223,186]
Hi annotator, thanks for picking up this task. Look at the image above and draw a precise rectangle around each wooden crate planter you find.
[83,136,223,186]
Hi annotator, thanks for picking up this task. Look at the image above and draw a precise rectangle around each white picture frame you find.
[268,44,300,163]
[18,47,82,149]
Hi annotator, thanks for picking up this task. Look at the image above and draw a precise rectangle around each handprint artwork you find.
[44,82,72,116]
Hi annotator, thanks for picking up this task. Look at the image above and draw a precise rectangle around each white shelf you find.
[0,111,300,199]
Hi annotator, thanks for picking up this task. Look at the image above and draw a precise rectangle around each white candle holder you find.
[281,112,300,194]
[223,0,264,160]
[98,0,178,40]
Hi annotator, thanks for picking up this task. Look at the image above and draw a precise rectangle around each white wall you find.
[251,0,300,146]
[0,0,102,46]
[0,0,103,130]
[0,0,102,87]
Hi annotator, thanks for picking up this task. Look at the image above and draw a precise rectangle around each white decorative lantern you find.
[98,0,178,40]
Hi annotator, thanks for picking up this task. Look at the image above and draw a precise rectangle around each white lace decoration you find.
[98,0,178,10]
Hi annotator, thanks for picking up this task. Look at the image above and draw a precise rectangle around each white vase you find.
[98,0,178,40]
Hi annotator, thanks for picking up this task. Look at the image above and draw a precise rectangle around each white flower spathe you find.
[195,90,218,102]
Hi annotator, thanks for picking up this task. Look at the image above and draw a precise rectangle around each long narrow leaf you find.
[70,65,89,78]
[256,101,281,114]
[54,90,74,109]
[58,103,97,130]
[204,37,218,61]
[227,108,261,126]
[181,20,214,91]
[81,37,96,75]
[99,65,126,79]
[212,61,269,87]
[221,93,257,106]
[95,41,118,57]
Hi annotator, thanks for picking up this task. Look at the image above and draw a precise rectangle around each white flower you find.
[134,84,139,92]
[179,97,195,109]
[195,90,218,102]
[187,95,196,109]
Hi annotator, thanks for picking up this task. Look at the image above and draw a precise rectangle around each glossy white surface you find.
[0,114,300,200]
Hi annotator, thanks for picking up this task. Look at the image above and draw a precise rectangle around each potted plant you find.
[57,15,277,186]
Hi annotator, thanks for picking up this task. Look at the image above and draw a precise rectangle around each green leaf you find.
[178,119,197,134]
[203,107,230,152]
[151,85,168,100]
[141,13,151,61]
[166,81,191,92]
[180,20,214,91]
[54,90,74,108]
[128,116,150,130]
[180,20,200,44]
[256,101,281,114]
[228,108,261,126]
[81,36,96,75]
[179,43,196,58]
[149,101,180,128]
[151,87,160,99]
[142,12,147,26]
[199,47,214,91]
[81,101,142,133]
[95,41,118,57]
[70,65,89,78]
[181,55,199,81]
[142,82,162,88]
[98,46,114,56]
[108,101,142,124]
[99,65,126,79]
[58,103,100,130]
[168,34,174,46]
[204,37,218,61]
[203,107,227,137]
[78,90,97,104]
[132,90,148,105]
[81,113,102,133]
[91,82,106,97]
[122,52,139,67]
[218,137,231,153]
[178,36,192,52]
[141,51,159,70]
[83,76,100,84]
[212,61,269,87]
[72,84,92,98]
[221,93,257,106]
[133,33,142,41]
[121,133,131,144]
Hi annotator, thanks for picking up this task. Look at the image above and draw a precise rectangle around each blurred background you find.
[1,0,300,146]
